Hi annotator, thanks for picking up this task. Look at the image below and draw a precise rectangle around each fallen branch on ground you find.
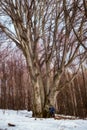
[8,123,16,127]
[54,114,79,120]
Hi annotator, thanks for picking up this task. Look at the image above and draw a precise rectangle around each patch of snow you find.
[0,109,87,130]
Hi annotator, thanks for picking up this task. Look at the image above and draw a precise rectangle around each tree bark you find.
[26,52,45,117]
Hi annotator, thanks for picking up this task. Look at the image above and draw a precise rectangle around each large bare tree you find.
[0,0,87,117]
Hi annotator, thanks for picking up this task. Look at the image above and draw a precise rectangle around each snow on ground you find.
[0,109,87,130]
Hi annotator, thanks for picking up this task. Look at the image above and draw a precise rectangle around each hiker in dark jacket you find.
[49,106,55,117]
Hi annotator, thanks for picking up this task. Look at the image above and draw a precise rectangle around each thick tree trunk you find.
[43,90,58,118]
[25,44,62,117]
[32,78,43,117]
[43,76,61,117]
[43,84,59,117]
[26,52,45,117]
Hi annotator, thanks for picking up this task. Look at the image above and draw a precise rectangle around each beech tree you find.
[0,0,87,117]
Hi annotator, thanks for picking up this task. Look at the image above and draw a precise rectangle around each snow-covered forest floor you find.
[0,109,87,130]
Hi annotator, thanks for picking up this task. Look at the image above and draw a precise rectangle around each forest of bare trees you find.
[0,46,32,110]
[57,68,87,118]
[0,45,87,118]
[0,0,87,117]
